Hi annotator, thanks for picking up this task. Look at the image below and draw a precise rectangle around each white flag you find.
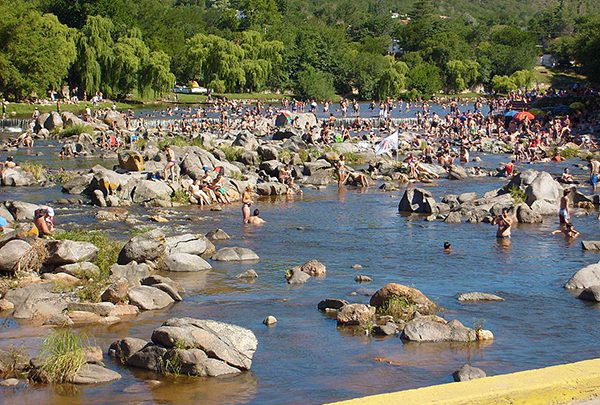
[375,131,399,155]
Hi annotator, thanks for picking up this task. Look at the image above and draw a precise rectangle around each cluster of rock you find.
[285,259,327,284]
[0,225,257,325]
[399,170,591,225]
[319,283,494,343]
[109,317,257,377]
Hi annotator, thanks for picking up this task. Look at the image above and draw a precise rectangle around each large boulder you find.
[103,110,126,129]
[370,283,436,315]
[303,169,334,186]
[4,283,71,320]
[62,174,93,195]
[0,240,31,272]
[232,131,259,151]
[131,180,173,204]
[109,262,151,286]
[565,263,600,289]
[1,168,37,187]
[211,247,259,262]
[152,317,258,370]
[128,286,175,310]
[510,170,562,205]
[336,304,376,326]
[165,234,210,256]
[300,260,326,277]
[401,317,477,342]
[516,204,543,224]
[118,229,166,265]
[163,253,212,272]
[303,160,331,176]
[108,337,148,363]
[165,348,240,376]
[44,112,63,131]
[45,240,99,265]
[398,188,437,214]
[4,201,41,221]
[126,344,168,371]
[257,145,279,162]
[448,165,468,180]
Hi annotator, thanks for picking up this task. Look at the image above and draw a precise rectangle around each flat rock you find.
[128,286,175,310]
[163,253,212,272]
[55,262,100,278]
[68,311,103,324]
[152,283,182,301]
[0,240,31,272]
[402,318,477,342]
[582,241,600,251]
[457,292,504,302]
[72,363,121,384]
[211,247,259,262]
[45,240,99,265]
[67,302,115,317]
[109,262,151,286]
[165,234,209,256]
[5,283,71,320]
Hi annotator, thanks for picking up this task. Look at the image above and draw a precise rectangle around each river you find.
[1,137,599,404]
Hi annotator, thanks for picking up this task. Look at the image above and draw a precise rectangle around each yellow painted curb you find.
[327,359,600,405]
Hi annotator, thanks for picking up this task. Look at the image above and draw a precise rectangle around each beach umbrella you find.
[274,110,293,127]
[515,111,535,121]
[504,110,518,117]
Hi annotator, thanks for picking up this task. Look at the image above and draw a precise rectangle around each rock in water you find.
[370,283,436,315]
[236,269,258,279]
[402,317,478,342]
[211,247,259,262]
[565,263,600,289]
[578,286,600,302]
[300,260,326,277]
[108,338,148,363]
[163,253,212,272]
[263,316,277,326]
[118,229,166,265]
[582,241,600,251]
[286,267,311,284]
[336,304,375,326]
[453,364,486,382]
[398,188,437,214]
[457,292,504,302]
[128,286,174,310]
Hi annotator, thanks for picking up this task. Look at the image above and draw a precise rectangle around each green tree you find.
[377,57,408,99]
[296,66,335,100]
[479,26,537,77]
[573,16,600,83]
[140,51,176,96]
[407,62,442,98]
[445,59,479,92]
[491,75,517,93]
[110,31,150,97]
[0,4,76,100]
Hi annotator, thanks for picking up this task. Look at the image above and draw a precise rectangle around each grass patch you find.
[559,147,580,159]
[343,151,364,164]
[54,230,122,302]
[48,170,78,184]
[0,346,29,378]
[171,187,190,204]
[57,124,93,138]
[217,145,244,162]
[508,184,526,204]
[158,136,205,150]
[40,329,86,383]
[376,296,418,322]
[20,161,45,181]
[128,226,154,238]
[299,148,322,163]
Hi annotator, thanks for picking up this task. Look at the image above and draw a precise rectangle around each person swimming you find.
[247,209,265,225]
[492,208,512,238]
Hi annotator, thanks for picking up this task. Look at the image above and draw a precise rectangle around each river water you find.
[1,138,600,404]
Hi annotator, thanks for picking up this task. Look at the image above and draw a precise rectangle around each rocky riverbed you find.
[2,118,600,404]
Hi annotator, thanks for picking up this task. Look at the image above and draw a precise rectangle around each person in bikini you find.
[163,145,177,181]
[242,185,253,223]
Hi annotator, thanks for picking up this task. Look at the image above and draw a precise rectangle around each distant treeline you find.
[0,0,599,101]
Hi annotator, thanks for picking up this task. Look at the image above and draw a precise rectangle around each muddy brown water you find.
[1,139,600,404]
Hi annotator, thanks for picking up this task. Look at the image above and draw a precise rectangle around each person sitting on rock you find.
[211,170,231,205]
[560,168,575,184]
[1,156,16,174]
[33,207,54,237]
[0,215,8,233]
[189,179,210,206]
[247,209,265,225]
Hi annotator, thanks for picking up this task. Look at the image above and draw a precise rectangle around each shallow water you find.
[1,144,600,404]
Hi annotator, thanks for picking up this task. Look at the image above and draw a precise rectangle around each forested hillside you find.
[0,0,599,101]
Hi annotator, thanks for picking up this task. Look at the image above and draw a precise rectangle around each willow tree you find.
[378,56,408,99]
[110,29,150,97]
[238,31,283,91]
[73,15,114,97]
[140,50,176,97]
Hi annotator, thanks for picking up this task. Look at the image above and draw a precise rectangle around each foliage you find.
[40,329,86,383]
[559,147,580,159]
[171,187,190,204]
[295,67,336,100]
[54,230,121,275]
[218,145,244,162]
[508,185,526,204]
[20,161,45,181]
[48,170,78,185]
[376,296,418,322]
[58,124,94,138]
[407,62,443,98]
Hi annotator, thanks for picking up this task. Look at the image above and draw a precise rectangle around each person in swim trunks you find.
[559,189,571,225]
[588,157,600,192]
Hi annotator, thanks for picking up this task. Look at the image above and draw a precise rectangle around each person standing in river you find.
[492,208,512,238]
[588,156,600,192]
[559,189,571,226]
[242,185,253,223]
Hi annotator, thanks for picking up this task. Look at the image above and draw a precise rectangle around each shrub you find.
[171,187,190,204]
[40,329,86,383]
[559,147,580,159]
[58,124,93,138]
[48,170,78,184]
[218,145,244,162]
[376,296,418,322]
[21,161,45,180]
[508,184,526,204]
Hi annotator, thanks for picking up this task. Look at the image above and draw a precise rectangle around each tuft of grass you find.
[40,329,86,383]
[158,136,204,150]
[0,346,29,378]
[376,296,418,322]
[128,226,154,238]
[54,230,122,302]
[21,161,45,181]
[559,147,580,159]
[343,151,364,164]
[159,350,183,376]
[48,170,78,185]
[508,185,526,205]
[58,124,93,138]
[218,145,244,162]
[171,187,190,204]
